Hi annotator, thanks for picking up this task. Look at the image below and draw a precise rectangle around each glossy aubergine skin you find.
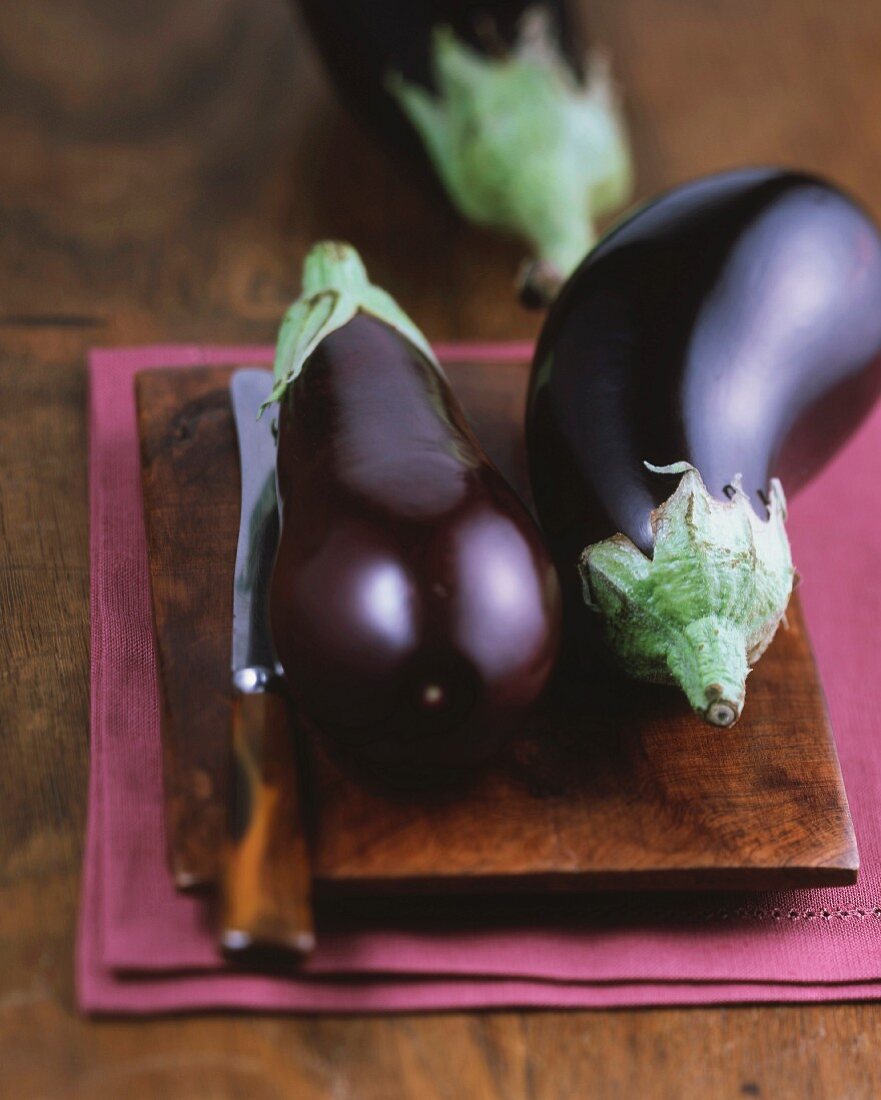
[296,0,580,164]
[270,313,561,773]
[526,169,881,588]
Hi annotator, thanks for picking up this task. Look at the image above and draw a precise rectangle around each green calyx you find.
[262,241,440,412]
[388,12,632,302]
[580,462,796,727]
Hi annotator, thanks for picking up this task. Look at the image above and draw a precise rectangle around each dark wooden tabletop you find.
[3,1,881,1096]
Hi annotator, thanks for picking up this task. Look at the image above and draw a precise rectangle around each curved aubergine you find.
[297,0,632,305]
[526,168,881,726]
[266,242,561,774]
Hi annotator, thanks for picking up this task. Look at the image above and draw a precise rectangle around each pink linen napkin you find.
[79,343,881,1014]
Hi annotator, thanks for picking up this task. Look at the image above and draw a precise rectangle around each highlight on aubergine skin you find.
[296,1,633,307]
[266,242,562,779]
[526,168,881,726]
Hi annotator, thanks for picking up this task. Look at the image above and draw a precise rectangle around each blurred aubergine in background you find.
[295,1,634,306]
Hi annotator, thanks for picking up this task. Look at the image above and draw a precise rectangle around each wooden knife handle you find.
[220,689,315,956]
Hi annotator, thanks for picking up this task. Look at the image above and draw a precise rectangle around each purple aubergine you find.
[295,0,632,305]
[526,168,881,726]
[267,242,561,775]
[297,0,583,156]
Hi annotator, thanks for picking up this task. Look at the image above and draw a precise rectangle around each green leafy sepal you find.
[579,462,795,727]
[262,241,440,412]
[389,11,632,298]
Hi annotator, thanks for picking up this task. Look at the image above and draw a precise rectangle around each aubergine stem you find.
[388,13,632,308]
[263,241,440,412]
[579,463,795,728]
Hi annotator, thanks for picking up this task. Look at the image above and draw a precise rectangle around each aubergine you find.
[296,0,632,305]
[526,168,881,726]
[266,242,561,774]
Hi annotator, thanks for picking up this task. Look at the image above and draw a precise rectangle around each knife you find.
[221,368,315,956]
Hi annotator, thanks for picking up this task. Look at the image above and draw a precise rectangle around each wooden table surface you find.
[3,1,881,1096]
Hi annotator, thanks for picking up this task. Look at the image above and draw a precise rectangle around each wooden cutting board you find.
[136,358,859,894]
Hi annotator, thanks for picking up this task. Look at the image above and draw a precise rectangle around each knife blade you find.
[221,368,314,957]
